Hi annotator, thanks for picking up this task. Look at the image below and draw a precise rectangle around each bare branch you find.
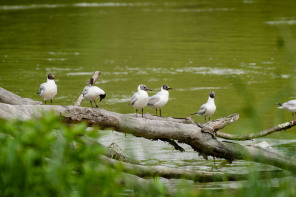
[156,138,185,152]
[215,120,296,140]
[196,113,239,135]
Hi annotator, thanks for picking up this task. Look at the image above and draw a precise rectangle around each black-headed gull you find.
[37,73,57,105]
[148,84,172,117]
[191,91,216,122]
[130,84,152,117]
[277,99,296,120]
[82,79,106,108]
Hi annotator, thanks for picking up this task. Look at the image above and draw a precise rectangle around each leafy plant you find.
[0,112,167,197]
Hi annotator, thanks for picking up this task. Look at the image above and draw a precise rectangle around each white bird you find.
[82,83,106,108]
[130,84,152,117]
[37,73,57,105]
[191,91,216,122]
[148,84,172,117]
[277,99,296,120]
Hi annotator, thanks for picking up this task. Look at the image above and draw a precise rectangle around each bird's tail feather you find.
[276,102,282,106]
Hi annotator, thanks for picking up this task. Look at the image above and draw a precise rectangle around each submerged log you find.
[99,155,289,182]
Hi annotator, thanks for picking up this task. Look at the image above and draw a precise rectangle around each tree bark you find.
[0,87,42,105]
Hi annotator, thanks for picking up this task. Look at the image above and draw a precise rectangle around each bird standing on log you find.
[277,99,296,120]
[191,91,216,122]
[82,78,106,108]
[148,84,172,117]
[37,73,57,105]
[130,84,152,117]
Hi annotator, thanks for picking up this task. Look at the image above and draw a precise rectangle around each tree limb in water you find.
[195,113,296,141]
[156,138,185,152]
[215,121,296,140]
[81,136,140,164]
[99,155,290,182]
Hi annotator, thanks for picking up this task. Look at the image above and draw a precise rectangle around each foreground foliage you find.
[0,113,166,197]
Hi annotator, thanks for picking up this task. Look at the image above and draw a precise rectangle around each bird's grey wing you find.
[130,93,137,106]
[196,104,207,115]
[38,83,45,95]
[148,95,160,106]
[285,100,296,106]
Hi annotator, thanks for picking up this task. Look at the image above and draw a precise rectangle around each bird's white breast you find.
[203,103,216,117]
[40,80,57,100]
[151,91,169,108]
[133,90,149,109]
[199,98,216,117]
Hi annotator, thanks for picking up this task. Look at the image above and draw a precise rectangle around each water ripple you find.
[0,2,153,11]
[73,3,153,8]
[0,4,66,11]
[265,20,296,26]
[178,87,226,92]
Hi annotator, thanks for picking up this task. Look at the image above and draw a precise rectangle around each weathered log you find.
[99,155,289,182]
[74,71,101,106]
[0,87,42,105]
[196,113,239,134]
[0,102,296,172]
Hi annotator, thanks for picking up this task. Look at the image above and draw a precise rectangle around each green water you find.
[1,1,296,135]
[1,0,296,190]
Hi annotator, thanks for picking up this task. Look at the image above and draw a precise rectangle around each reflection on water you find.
[1,0,296,190]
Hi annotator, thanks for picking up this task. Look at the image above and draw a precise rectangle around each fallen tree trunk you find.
[0,102,296,172]
[1,85,296,175]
